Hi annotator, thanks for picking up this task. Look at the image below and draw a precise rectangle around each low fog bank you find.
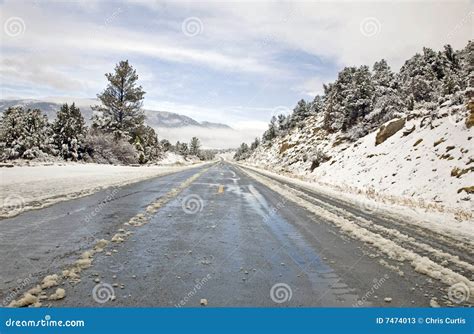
[155,126,264,149]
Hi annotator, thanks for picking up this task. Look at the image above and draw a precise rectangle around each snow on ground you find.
[0,161,207,218]
[157,151,200,165]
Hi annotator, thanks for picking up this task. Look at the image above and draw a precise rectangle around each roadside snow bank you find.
[237,163,474,241]
[0,162,207,218]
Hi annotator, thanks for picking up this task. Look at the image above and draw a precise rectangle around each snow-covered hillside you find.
[245,103,473,222]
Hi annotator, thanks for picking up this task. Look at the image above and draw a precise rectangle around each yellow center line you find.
[218,185,224,193]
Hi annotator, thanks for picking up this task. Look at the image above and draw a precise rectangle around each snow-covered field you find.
[0,160,207,218]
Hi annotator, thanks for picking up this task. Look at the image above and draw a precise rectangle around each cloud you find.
[0,0,471,131]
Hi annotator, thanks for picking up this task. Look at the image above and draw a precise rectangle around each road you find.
[0,161,472,307]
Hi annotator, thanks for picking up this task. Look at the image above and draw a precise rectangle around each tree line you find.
[0,60,213,164]
[234,42,472,160]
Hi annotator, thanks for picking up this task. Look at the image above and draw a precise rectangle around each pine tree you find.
[250,137,260,150]
[52,103,86,160]
[160,139,171,152]
[0,107,52,160]
[178,142,188,156]
[132,125,160,164]
[92,60,146,140]
[398,53,439,104]
[189,137,201,156]
[262,116,277,142]
[289,99,310,128]
[233,142,249,160]
[368,59,405,129]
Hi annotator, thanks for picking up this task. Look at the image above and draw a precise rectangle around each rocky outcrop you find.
[375,118,406,146]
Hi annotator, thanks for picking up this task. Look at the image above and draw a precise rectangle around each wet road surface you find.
[1,161,470,307]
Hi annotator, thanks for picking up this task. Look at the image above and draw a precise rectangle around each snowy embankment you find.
[237,162,474,241]
[244,105,473,235]
[0,157,207,218]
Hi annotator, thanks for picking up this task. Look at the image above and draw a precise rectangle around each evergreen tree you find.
[289,99,310,128]
[262,116,277,142]
[52,103,86,160]
[178,142,188,156]
[369,60,405,128]
[189,137,201,156]
[92,60,146,140]
[233,142,250,160]
[0,107,52,160]
[250,137,260,150]
[160,139,171,152]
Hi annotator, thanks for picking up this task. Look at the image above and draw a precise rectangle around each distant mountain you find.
[0,99,232,129]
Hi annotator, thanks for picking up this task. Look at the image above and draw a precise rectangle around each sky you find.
[0,0,471,147]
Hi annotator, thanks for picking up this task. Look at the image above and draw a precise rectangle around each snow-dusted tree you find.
[233,142,249,160]
[178,142,188,156]
[160,139,171,152]
[250,137,260,150]
[92,60,146,140]
[322,66,374,133]
[398,52,439,105]
[52,103,86,160]
[342,65,375,131]
[289,99,310,128]
[0,107,53,160]
[0,107,26,159]
[277,114,290,135]
[366,59,405,131]
[309,95,324,114]
[132,125,160,164]
[189,137,201,156]
[262,116,277,142]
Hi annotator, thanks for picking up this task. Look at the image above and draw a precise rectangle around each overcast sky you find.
[0,0,471,133]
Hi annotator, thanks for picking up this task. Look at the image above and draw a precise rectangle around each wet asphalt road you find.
[0,161,457,307]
